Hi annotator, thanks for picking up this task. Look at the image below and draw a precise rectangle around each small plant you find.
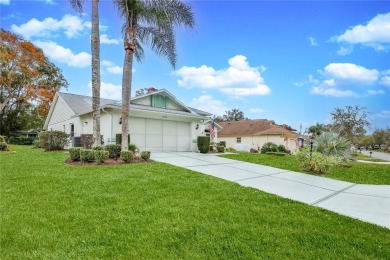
[296,148,341,174]
[120,150,134,163]
[69,147,82,161]
[94,150,109,164]
[33,139,42,148]
[80,149,95,162]
[217,146,225,153]
[39,131,69,151]
[0,142,8,151]
[277,145,291,154]
[0,135,7,143]
[80,134,94,149]
[197,136,210,153]
[105,144,121,158]
[128,143,137,153]
[261,142,278,154]
[219,141,226,147]
[141,151,151,160]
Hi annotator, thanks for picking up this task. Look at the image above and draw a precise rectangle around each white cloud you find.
[374,110,390,119]
[249,108,264,113]
[333,13,390,52]
[310,87,357,97]
[11,14,90,39]
[89,81,122,100]
[320,63,379,86]
[101,60,114,67]
[190,95,229,116]
[0,0,10,5]
[107,66,123,74]
[380,70,390,87]
[308,37,318,46]
[100,34,120,45]
[34,40,91,68]
[367,89,385,95]
[174,55,271,97]
[336,46,353,56]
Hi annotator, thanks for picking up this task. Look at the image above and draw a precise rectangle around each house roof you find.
[217,119,298,136]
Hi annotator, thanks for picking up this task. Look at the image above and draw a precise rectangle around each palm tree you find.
[114,0,195,150]
[69,0,101,147]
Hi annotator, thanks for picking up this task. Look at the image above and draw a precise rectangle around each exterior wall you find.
[132,96,151,106]
[219,134,299,153]
[47,97,74,126]
[166,100,185,111]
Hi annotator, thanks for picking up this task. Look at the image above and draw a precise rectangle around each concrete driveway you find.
[151,152,390,229]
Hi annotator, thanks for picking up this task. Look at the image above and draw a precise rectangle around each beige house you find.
[44,90,214,152]
[217,119,300,153]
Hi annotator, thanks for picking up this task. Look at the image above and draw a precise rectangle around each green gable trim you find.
[152,95,167,108]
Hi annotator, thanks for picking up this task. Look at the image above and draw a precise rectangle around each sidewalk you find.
[361,150,390,161]
[151,152,390,229]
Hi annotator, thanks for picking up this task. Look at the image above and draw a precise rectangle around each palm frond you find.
[69,0,85,13]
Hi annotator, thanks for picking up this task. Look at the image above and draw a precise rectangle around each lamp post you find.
[309,134,314,162]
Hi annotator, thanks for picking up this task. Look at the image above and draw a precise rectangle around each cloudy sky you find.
[1,0,389,132]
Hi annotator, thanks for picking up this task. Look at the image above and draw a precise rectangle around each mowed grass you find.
[1,146,389,259]
[221,152,390,185]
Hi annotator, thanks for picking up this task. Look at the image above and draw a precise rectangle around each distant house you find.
[217,119,300,153]
[44,89,215,152]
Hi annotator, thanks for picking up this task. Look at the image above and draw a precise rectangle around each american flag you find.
[209,122,215,138]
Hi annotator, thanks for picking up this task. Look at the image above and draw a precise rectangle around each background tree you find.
[330,105,370,143]
[308,123,326,137]
[372,128,387,146]
[222,108,247,122]
[357,135,374,149]
[0,30,68,136]
[115,0,195,150]
[135,87,158,97]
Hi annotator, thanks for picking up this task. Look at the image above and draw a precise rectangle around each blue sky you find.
[1,0,389,133]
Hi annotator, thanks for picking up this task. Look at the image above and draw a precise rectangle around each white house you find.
[44,90,216,152]
[217,120,300,153]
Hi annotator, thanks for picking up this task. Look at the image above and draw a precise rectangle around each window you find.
[151,95,167,108]
[236,137,241,143]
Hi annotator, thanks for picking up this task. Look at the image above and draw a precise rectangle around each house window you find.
[152,95,167,108]
[236,137,241,143]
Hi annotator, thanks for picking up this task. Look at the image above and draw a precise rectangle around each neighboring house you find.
[217,119,300,153]
[44,89,215,152]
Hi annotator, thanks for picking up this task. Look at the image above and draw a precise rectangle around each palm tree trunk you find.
[121,49,133,151]
[91,0,101,147]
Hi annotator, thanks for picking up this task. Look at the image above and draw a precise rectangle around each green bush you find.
[8,136,35,145]
[266,152,287,156]
[120,150,134,163]
[219,141,226,147]
[296,148,341,174]
[116,134,130,146]
[0,142,8,151]
[141,151,151,160]
[94,150,109,164]
[39,131,69,151]
[128,143,137,153]
[80,149,95,162]
[261,142,278,154]
[217,146,225,153]
[0,135,7,143]
[197,136,210,154]
[92,146,103,150]
[69,147,82,161]
[277,145,291,154]
[105,144,121,158]
[33,139,42,148]
[315,132,352,163]
[80,134,94,149]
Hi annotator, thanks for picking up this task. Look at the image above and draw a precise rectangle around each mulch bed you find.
[65,158,153,166]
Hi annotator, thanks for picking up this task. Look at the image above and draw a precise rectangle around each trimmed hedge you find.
[261,142,278,154]
[0,142,8,151]
[39,131,69,151]
[80,149,95,162]
[128,143,137,153]
[265,152,287,156]
[94,150,109,164]
[8,136,35,145]
[120,150,133,163]
[105,144,121,158]
[69,147,82,161]
[141,151,151,160]
[197,136,210,154]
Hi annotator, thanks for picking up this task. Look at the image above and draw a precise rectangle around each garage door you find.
[129,118,191,152]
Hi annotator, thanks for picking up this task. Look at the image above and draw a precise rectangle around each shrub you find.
[265,152,287,156]
[94,150,109,164]
[80,149,95,162]
[116,134,130,146]
[105,144,121,158]
[120,150,133,163]
[69,147,82,161]
[39,131,69,151]
[296,148,341,174]
[315,132,352,163]
[197,136,210,153]
[277,145,291,154]
[219,141,226,147]
[33,139,42,148]
[0,136,7,143]
[8,136,35,145]
[128,143,137,153]
[92,146,103,150]
[250,148,258,153]
[217,146,225,153]
[80,134,94,149]
[0,142,8,151]
[141,151,151,160]
[260,142,278,154]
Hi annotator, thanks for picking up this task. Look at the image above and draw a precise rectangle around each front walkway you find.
[151,152,390,229]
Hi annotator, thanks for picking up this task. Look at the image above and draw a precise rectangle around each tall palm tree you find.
[115,0,195,150]
[69,0,101,147]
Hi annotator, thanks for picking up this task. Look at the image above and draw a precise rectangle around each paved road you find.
[361,150,390,161]
[151,152,390,229]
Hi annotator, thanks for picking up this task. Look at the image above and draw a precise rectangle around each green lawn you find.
[1,146,389,258]
[221,152,390,185]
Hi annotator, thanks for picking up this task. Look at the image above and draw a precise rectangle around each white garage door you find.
[129,118,191,152]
